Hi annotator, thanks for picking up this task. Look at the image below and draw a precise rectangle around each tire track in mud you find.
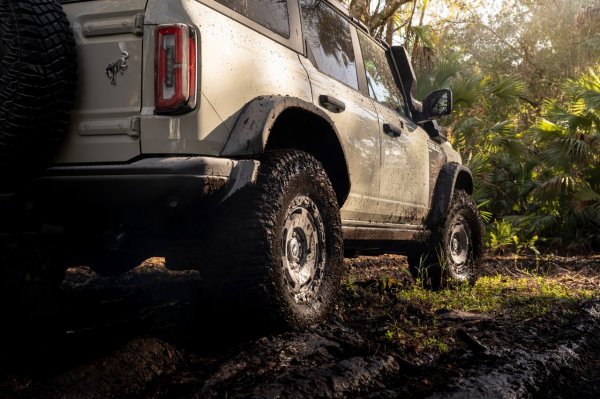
[426,301,600,399]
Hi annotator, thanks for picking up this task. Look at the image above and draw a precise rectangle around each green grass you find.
[392,275,595,318]
[370,272,597,354]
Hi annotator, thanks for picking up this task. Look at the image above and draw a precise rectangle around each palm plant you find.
[528,67,600,248]
[415,58,532,217]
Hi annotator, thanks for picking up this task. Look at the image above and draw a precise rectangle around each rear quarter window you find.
[215,0,290,38]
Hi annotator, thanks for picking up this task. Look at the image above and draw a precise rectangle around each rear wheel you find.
[204,150,343,330]
[408,190,484,289]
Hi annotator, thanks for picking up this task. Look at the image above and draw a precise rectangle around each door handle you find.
[319,95,346,113]
[383,123,402,137]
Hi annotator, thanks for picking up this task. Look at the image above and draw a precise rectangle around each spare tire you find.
[0,0,76,191]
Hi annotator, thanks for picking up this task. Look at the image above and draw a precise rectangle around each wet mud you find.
[0,255,598,398]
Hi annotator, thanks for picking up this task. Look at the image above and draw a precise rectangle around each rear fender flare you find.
[222,95,341,156]
[220,95,351,204]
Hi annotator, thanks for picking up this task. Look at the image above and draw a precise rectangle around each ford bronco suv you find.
[0,0,483,328]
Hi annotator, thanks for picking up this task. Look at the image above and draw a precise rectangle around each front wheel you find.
[205,150,343,330]
[408,190,484,289]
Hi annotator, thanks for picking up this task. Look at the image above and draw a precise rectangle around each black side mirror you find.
[420,89,453,121]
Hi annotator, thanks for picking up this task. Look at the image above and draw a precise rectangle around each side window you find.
[215,0,290,38]
[300,0,358,89]
[357,31,407,115]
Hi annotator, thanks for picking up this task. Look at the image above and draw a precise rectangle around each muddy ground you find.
[0,253,599,398]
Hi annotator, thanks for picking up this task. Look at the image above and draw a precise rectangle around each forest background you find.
[345,0,600,252]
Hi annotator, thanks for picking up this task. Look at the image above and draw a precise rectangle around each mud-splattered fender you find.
[220,95,351,205]
[221,95,341,157]
[427,163,474,227]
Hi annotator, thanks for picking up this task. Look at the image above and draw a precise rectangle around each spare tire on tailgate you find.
[0,0,76,191]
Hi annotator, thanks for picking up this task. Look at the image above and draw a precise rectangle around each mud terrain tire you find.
[408,190,484,289]
[0,0,76,190]
[206,150,344,330]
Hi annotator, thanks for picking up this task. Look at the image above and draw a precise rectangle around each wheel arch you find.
[427,162,474,228]
[221,95,351,206]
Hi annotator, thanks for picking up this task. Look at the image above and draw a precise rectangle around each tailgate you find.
[55,0,147,164]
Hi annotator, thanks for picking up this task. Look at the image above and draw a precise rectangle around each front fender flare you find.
[427,163,474,227]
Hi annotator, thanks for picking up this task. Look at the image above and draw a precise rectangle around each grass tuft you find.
[343,254,599,356]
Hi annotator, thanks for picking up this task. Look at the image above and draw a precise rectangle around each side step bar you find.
[342,221,429,241]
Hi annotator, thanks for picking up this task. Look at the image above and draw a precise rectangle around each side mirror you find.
[420,89,453,121]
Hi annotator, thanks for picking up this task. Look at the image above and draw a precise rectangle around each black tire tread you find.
[0,0,76,189]
[204,150,343,330]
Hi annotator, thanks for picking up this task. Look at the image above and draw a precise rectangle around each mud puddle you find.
[0,254,598,398]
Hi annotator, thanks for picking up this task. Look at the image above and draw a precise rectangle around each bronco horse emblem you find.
[106,43,129,85]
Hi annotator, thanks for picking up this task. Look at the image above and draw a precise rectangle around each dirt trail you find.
[0,254,598,398]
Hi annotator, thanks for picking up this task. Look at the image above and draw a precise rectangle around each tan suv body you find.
[1,0,483,328]
[48,0,464,231]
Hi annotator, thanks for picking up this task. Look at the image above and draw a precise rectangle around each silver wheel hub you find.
[281,195,326,304]
[449,216,470,268]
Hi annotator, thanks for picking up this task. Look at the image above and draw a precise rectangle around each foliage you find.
[526,68,600,247]
[454,66,600,250]
[345,0,414,42]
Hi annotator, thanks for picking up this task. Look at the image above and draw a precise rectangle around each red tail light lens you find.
[155,24,197,114]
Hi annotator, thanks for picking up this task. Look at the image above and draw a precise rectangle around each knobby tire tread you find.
[204,150,343,330]
[0,0,76,189]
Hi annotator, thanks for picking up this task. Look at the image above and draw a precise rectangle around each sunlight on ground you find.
[344,254,600,355]
[396,274,595,317]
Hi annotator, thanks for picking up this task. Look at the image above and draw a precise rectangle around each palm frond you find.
[538,139,571,169]
[449,75,485,108]
[487,120,515,135]
[410,25,435,49]
[565,137,593,165]
[432,57,462,88]
[489,76,527,100]
[572,184,600,215]
[565,67,600,111]
[534,118,565,138]
[533,175,575,200]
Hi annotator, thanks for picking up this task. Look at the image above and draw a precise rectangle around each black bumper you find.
[27,156,258,229]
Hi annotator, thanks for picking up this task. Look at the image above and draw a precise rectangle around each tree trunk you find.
[385,18,394,45]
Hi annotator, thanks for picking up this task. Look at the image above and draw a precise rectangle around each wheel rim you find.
[281,194,326,304]
[448,215,471,273]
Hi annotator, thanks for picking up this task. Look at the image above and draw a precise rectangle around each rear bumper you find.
[29,156,259,229]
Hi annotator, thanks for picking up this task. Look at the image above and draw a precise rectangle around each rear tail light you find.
[155,24,197,114]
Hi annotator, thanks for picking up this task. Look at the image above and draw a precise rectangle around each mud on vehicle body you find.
[0,0,483,329]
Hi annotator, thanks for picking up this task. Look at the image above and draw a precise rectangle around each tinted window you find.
[358,31,407,114]
[301,0,358,89]
[216,0,290,38]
